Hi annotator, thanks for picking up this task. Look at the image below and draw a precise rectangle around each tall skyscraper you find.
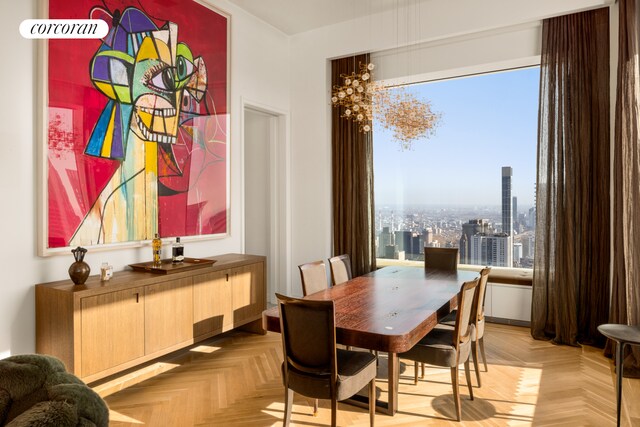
[502,166,513,267]
[502,167,513,236]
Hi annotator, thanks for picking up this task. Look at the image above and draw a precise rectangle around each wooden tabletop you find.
[263,266,479,353]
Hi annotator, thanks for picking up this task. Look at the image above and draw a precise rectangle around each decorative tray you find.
[129,257,216,274]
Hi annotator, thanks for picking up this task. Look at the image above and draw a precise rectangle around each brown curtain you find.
[331,54,377,277]
[531,8,610,347]
[609,0,640,377]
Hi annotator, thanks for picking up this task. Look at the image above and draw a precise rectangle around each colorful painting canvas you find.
[44,0,229,253]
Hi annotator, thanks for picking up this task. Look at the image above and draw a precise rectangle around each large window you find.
[374,67,539,268]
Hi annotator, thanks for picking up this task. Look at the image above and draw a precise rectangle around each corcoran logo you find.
[19,19,108,39]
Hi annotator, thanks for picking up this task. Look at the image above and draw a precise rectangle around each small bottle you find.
[152,233,162,264]
[172,237,184,263]
[100,262,113,281]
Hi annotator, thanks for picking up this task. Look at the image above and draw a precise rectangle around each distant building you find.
[379,227,393,257]
[502,167,513,236]
[522,234,535,259]
[513,242,523,266]
[512,196,518,230]
[423,228,433,245]
[459,219,492,264]
[528,206,536,229]
[470,233,512,267]
[394,230,412,253]
[384,244,396,259]
[502,166,513,266]
[411,233,424,255]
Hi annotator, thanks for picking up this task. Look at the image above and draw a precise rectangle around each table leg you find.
[615,341,624,427]
[388,352,399,415]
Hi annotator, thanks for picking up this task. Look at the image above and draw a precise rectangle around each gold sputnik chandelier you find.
[374,86,441,150]
[331,61,441,150]
[331,62,376,132]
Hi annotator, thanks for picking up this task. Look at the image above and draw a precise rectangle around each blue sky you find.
[373,66,540,209]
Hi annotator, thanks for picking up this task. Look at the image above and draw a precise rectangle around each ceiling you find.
[227,0,414,35]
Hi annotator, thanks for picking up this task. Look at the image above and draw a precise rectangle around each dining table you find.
[262,265,479,416]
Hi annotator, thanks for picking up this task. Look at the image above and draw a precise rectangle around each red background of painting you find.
[47,0,228,248]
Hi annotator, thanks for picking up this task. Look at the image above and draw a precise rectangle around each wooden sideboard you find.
[36,253,266,384]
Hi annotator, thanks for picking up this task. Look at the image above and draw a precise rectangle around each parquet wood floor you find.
[102,324,639,426]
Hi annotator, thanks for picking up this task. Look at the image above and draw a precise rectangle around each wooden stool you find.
[597,324,640,427]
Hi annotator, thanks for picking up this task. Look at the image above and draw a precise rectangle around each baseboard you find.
[486,316,530,327]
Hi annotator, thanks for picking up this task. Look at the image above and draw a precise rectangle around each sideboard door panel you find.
[193,270,233,338]
[144,278,194,355]
[232,263,265,326]
[81,287,145,378]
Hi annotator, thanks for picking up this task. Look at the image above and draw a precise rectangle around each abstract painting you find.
[42,0,229,254]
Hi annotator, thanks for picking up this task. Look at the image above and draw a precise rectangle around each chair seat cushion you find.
[284,349,376,400]
[400,327,473,367]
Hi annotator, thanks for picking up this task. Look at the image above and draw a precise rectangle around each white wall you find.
[0,0,289,356]
[287,0,614,296]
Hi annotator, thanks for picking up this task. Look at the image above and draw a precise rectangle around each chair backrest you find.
[299,260,329,296]
[474,267,491,322]
[424,247,459,271]
[328,254,353,286]
[453,278,479,349]
[276,293,337,380]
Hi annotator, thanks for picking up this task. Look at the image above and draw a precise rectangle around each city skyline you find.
[373,66,540,207]
[375,163,536,268]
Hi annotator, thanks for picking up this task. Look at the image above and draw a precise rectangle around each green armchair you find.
[0,354,108,427]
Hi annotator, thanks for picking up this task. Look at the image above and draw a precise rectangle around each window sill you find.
[375,258,532,287]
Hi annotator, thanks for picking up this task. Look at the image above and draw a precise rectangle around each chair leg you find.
[284,388,293,427]
[421,362,425,378]
[331,398,337,427]
[615,341,624,427]
[370,349,379,366]
[414,361,419,385]
[313,399,318,416]
[464,359,474,401]
[369,378,376,426]
[450,367,461,422]
[472,339,481,387]
[479,337,488,372]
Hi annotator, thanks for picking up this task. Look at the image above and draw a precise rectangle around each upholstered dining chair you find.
[417,247,461,379]
[328,254,352,286]
[299,260,330,296]
[276,293,376,427]
[439,267,491,387]
[424,247,459,271]
[399,278,479,422]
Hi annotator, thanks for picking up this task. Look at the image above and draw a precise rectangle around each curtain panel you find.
[331,54,377,277]
[531,8,610,346]
[610,0,640,376]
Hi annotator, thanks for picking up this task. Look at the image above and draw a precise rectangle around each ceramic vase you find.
[69,247,90,285]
